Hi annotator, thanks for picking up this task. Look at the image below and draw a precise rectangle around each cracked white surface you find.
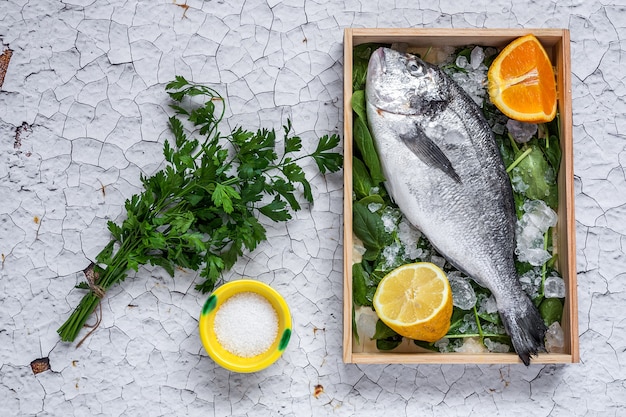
[1,0,625,416]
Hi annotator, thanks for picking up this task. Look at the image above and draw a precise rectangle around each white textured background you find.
[1,0,625,416]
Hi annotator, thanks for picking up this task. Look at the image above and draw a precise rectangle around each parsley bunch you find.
[58,76,343,343]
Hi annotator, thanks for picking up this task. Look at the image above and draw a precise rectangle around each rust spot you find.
[30,357,50,375]
[313,384,324,399]
[0,47,12,89]
[34,216,40,224]
[174,1,190,18]
[313,326,326,335]
[72,360,78,367]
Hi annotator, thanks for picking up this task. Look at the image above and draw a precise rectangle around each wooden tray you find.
[342,28,578,364]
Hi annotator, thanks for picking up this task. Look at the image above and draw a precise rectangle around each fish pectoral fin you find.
[399,127,462,183]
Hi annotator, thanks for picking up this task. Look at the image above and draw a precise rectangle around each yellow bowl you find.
[198,279,292,373]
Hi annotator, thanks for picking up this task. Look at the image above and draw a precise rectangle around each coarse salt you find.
[213,292,279,358]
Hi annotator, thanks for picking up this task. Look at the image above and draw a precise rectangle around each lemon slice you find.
[373,262,453,343]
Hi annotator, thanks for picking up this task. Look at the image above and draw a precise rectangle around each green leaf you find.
[352,263,372,307]
[511,145,558,209]
[283,163,313,203]
[95,240,115,265]
[211,183,241,214]
[372,319,401,341]
[169,116,186,148]
[107,221,124,241]
[284,133,302,154]
[353,116,385,185]
[352,156,373,200]
[351,90,367,123]
[352,306,359,345]
[353,201,389,252]
[353,44,385,91]
[259,196,291,222]
[149,256,176,277]
[171,212,195,234]
[312,134,343,174]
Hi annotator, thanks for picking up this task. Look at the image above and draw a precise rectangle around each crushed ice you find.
[448,272,477,310]
[519,267,543,299]
[445,46,492,105]
[544,273,566,298]
[397,219,422,260]
[515,199,558,266]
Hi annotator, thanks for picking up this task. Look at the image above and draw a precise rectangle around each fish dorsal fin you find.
[399,126,462,183]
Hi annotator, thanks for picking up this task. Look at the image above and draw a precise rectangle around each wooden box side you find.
[343,28,577,364]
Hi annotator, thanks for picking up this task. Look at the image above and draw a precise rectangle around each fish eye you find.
[408,62,422,74]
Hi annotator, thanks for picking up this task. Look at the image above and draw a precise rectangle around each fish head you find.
[366,47,451,116]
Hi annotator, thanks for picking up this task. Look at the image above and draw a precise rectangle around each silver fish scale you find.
[364,47,546,365]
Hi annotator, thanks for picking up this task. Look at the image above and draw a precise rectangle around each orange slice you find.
[487,34,557,123]
[373,262,452,343]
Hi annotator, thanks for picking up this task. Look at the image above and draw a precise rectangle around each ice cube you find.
[382,242,402,269]
[511,172,530,193]
[455,55,468,69]
[429,255,446,269]
[356,309,378,339]
[506,119,538,143]
[524,200,558,231]
[458,313,479,334]
[516,200,558,266]
[367,202,382,213]
[484,338,510,353]
[492,122,506,135]
[434,338,450,353]
[479,294,498,314]
[398,219,423,260]
[544,274,566,298]
[454,337,487,353]
[519,268,542,299]
[381,207,400,233]
[448,274,477,310]
[470,46,485,69]
[544,321,565,353]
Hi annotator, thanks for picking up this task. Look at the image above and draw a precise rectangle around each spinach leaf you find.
[353,263,373,307]
[353,201,389,253]
[351,90,367,123]
[373,319,402,350]
[353,116,385,185]
[352,156,373,200]
[511,145,558,209]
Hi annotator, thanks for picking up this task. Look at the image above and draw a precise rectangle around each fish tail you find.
[499,293,548,366]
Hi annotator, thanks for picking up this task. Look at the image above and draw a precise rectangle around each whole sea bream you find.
[365,47,547,365]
